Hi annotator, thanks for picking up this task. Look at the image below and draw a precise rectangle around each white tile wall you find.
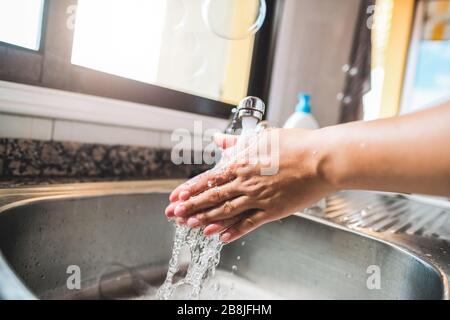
[0,113,53,140]
[160,130,218,152]
[159,131,175,150]
[0,112,221,150]
[0,81,228,149]
[53,120,161,148]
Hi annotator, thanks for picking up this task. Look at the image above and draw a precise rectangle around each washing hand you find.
[164,103,450,242]
[165,128,334,243]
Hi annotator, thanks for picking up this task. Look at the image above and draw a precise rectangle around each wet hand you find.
[165,129,335,243]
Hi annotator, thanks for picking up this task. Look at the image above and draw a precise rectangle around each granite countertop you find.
[0,138,210,189]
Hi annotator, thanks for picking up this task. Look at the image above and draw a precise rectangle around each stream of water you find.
[156,224,224,300]
[156,118,260,300]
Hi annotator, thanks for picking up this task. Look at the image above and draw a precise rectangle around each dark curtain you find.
[339,0,375,123]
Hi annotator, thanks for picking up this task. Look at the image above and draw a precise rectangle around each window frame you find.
[0,0,283,120]
[400,0,450,114]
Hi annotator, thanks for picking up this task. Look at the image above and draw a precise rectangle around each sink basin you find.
[0,182,447,299]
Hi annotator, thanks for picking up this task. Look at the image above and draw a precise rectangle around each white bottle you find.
[283,93,319,129]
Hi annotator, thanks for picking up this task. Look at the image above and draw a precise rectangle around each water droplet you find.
[349,67,359,76]
[232,265,238,271]
[236,256,241,260]
[343,96,352,104]
[203,0,267,40]
[241,241,246,246]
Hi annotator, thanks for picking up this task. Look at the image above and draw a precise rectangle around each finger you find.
[165,201,181,218]
[174,180,243,218]
[203,216,242,236]
[169,174,205,202]
[169,167,237,203]
[186,196,253,227]
[220,211,268,243]
[214,133,238,150]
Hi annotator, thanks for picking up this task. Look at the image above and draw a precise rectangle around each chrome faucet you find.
[226,96,266,134]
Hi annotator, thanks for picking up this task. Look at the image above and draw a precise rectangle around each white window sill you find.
[0,80,227,133]
[0,80,228,148]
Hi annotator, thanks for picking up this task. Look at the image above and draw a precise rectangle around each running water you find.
[156,223,224,300]
[156,116,260,300]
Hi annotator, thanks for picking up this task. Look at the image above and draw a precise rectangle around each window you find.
[401,0,450,114]
[71,0,265,104]
[410,40,450,111]
[0,0,45,50]
[0,0,282,118]
[71,0,167,85]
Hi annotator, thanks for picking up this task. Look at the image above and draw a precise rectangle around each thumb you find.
[214,133,238,149]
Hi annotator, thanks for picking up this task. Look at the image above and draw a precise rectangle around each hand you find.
[165,128,335,243]
[164,103,450,242]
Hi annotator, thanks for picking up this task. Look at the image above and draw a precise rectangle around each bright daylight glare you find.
[0,0,45,50]
[71,0,167,84]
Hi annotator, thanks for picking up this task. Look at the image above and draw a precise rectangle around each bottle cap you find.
[295,93,311,113]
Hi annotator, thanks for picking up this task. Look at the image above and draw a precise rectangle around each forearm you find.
[317,103,450,196]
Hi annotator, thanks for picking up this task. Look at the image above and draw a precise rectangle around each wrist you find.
[311,125,349,192]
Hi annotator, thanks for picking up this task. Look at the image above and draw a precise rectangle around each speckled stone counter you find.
[0,138,210,188]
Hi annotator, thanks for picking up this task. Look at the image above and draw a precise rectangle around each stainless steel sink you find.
[0,181,448,299]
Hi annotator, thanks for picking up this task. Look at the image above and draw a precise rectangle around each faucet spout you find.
[226,96,266,134]
[236,96,266,121]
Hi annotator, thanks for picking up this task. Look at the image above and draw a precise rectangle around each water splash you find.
[157,223,223,300]
[158,110,261,300]
[157,139,252,299]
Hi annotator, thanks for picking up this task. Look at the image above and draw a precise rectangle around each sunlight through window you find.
[71,0,167,84]
[0,0,45,50]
